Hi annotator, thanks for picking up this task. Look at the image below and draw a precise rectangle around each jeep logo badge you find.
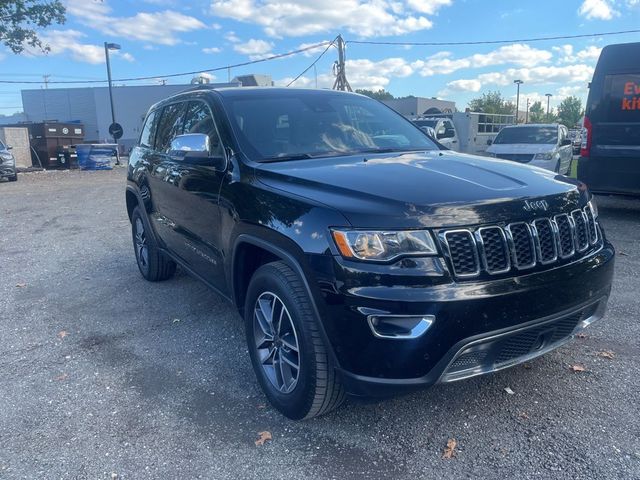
[523,199,549,212]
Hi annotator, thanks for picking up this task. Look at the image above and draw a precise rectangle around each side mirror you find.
[169,133,226,170]
[6,145,12,150]
[486,139,493,146]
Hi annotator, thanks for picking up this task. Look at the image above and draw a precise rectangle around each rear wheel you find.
[131,206,176,281]
[8,174,17,182]
[245,261,345,419]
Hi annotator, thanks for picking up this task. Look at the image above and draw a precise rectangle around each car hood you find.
[254,150,584,228]
[486,143,558,155]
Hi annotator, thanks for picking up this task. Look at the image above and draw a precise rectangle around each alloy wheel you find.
[253,291,300,394]
[134,217,149,270]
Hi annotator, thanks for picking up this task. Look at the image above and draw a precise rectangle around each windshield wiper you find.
[349,147,427,154]
[261,153,316,162]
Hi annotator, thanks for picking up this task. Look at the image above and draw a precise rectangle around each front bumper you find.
[309,240,615,396]
[0,164,16,178]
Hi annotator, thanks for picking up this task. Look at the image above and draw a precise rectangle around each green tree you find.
[557,96,583,127]
[468,91,515,115]
[0,0,66,54]
[355,89,395,101]
[528,101,546,123]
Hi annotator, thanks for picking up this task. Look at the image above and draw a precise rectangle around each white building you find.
[19,74,273,150]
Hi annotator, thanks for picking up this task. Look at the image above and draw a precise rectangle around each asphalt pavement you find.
[0,168,638,479]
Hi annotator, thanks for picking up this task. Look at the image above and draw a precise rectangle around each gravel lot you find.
[1,168,638,479]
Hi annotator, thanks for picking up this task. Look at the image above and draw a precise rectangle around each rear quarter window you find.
[603,74,640,122]
[139,110,159,149]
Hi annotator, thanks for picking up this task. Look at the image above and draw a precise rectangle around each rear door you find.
[592,73,640,192]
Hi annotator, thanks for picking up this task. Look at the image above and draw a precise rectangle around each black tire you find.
[131,206,176,281]
[8,174,17,182]
[245,261,345,420]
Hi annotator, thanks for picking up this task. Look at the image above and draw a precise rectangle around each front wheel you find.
[245,261,345,419]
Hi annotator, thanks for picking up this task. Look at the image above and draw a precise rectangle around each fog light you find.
[367,315,434,340]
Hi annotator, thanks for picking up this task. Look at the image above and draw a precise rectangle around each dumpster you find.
[56,145,79,169]
[76,144,116,170]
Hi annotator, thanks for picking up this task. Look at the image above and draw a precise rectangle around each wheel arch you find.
[230,234,341,369]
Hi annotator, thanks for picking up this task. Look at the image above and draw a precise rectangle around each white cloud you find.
[280,56,418,91]
[210,0,452,37]
[202,46,222,54]
[553,44,602,63]
[29,30,105,64]
[233,38,274,55]
[65,0,205,45]
[445,79,482,92]
[415,44,552,77]
[578,0,618,19]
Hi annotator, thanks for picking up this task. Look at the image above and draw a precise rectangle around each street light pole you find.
[514,79,523,124]
[104,41,121,164]
[545,93,553,122]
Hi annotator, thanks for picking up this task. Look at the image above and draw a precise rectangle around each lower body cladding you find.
[309,241,615,397]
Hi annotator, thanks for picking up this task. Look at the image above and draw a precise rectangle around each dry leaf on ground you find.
[255,431,272,446]
[15,283,27,288]
[576,333,588,339]
[519,412,529,420]
[504,387,515,395]
[54,373,68,381]
[597,350,615,359]
[57,331,68,339]
[570,364,586,372]
[442,438,457,459]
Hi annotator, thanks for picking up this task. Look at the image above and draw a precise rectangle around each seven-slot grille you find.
[442,205,599,278]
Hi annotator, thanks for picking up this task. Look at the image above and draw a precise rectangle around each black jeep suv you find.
[126,88,614,419]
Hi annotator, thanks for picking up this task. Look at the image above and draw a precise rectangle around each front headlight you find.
[0,152,13,163]
[533,152,554,160]
[331,229,438,261]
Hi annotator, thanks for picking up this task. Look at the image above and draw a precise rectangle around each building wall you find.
[21,82,240,151]
[0,127,30,168]
[382,97,456,117]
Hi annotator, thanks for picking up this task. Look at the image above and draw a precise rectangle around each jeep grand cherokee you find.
[126,88,614,420]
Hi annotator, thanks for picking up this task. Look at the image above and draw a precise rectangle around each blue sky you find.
[1,0,639,115]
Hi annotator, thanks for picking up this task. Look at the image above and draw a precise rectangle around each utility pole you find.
[513,79,523,124]
[525,98,530,123]
[104,41,122,165]
[332,35,352,92]
[545,93,553,122]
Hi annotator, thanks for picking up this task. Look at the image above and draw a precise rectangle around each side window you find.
[183,101,224,157]
[443,120,455,138]
[156,102,187,153]
[139,109,159,149]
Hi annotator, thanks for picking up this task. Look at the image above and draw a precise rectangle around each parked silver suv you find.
[0,140,17,182]
[486,124,573,174]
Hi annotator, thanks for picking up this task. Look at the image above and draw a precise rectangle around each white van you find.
[486,124,573,174]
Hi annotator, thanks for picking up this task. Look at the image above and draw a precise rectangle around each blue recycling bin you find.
[76,144,116,170]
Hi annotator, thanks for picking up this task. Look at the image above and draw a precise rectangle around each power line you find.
[347,28,640,46]
[0,41,333,85]
[287,37,337,87]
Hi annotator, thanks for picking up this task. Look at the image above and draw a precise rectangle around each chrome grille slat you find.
[442,205,599,279]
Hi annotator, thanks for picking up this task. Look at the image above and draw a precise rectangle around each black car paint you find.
[127,88,614,396]
[578,42,640,196]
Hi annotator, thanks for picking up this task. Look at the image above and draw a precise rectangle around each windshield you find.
[493,126,558,145]
[223,92,438,160]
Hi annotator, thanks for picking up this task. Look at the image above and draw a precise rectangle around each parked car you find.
[126,87,614,419]
[568,129,582,154]
[0,140,17,182]
[486,124,573,174]
[412,117,459,150]
[578,42,640,196]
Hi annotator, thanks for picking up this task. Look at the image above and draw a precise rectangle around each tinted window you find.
[139,109,159,149]
[183,101,223,157]
[413,119,437,128]
[224,92,437,160]
[603,74,640,122]
[493,126,558,145]
[156,102,187,153]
